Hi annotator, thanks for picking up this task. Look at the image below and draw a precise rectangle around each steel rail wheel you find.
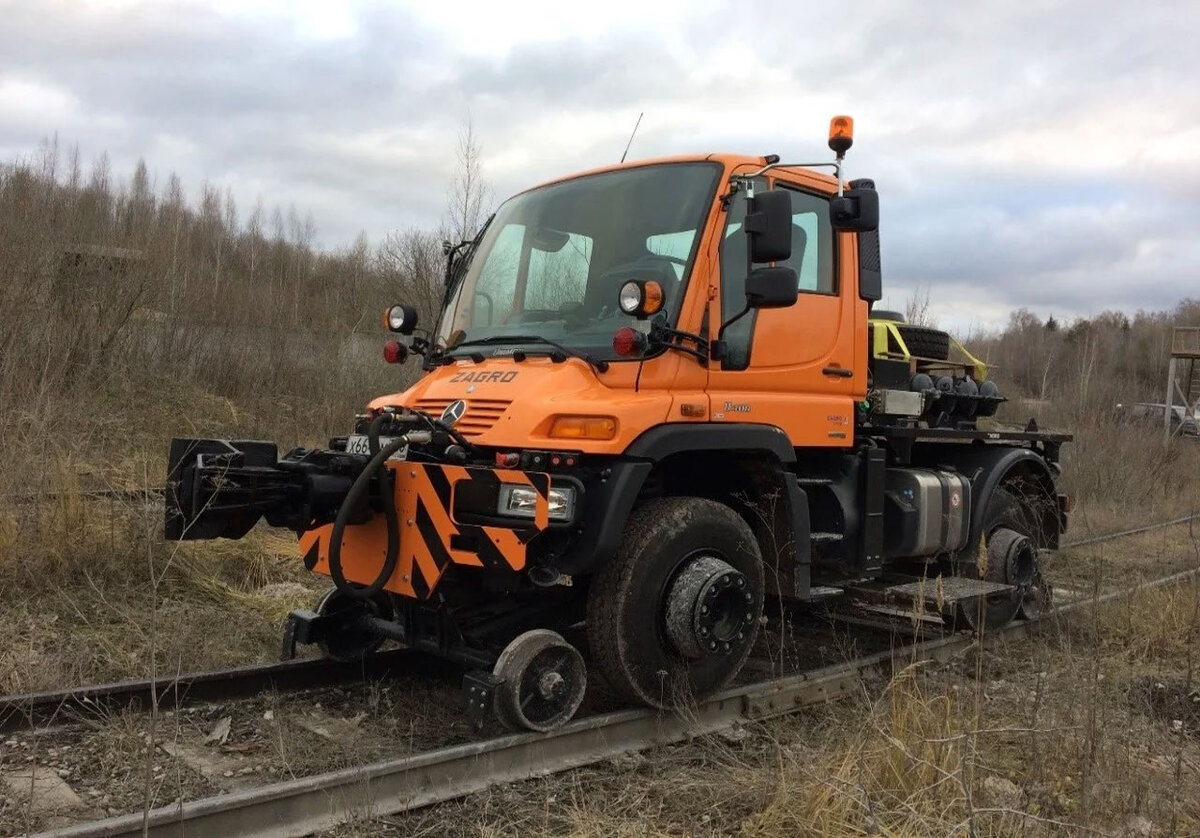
[313,587,391,662]
[492,630,587,732]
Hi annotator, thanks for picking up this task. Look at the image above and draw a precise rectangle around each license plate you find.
[345,435,408,460]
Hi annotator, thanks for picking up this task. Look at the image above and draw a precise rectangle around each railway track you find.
[33,565,1200,838]
[3,514,1195,836]
[4,513,1195,738]
[0,651,415,736]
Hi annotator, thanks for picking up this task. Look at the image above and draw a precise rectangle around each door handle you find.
[822,366,853,378]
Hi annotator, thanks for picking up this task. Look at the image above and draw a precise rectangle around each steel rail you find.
[1060,512,1199,549]
[1,487,164,504]
[39,565,1200,838]
[0,650,415,735]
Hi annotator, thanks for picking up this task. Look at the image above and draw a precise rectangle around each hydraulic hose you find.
[327,415,403,601]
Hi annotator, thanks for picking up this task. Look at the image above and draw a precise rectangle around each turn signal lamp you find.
[617,279,665,318]
[548,415,618,440]
[828,115,854,155]
[612,326,648,357]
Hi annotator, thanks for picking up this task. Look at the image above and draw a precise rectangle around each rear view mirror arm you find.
[710,303,752,362]
[648,319,710,366]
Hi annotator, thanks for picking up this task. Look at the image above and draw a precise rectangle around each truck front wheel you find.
[586,496,764,708]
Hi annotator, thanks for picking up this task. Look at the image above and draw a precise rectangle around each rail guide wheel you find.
[314,587,390,661]
[1019,568,1053,620]
[492,629,587,732]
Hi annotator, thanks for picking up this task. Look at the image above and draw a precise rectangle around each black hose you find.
[327,416,403,601]
[407,408,477,453]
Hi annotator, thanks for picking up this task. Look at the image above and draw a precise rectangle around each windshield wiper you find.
[446,335,609,373]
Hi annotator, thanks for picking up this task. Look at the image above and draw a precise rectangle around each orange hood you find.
[368,354,704,454]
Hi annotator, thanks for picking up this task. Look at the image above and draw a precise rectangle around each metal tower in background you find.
[1165,327,1200,441]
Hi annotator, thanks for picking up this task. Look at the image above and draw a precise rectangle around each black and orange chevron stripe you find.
[299,464,551,599]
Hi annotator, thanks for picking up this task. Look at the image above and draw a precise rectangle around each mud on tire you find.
[585,496,764,709]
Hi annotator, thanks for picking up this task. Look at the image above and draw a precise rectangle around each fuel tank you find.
[883,467,972,559]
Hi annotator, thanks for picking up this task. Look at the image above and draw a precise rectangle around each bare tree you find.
[445,114,493,243]
[375,228,446,328]
[905,285,935,327]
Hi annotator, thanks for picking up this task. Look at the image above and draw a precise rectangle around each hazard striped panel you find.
[298,463,549,600]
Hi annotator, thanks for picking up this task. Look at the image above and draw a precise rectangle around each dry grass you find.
[0,143,438,687]
[366,566,1200,838]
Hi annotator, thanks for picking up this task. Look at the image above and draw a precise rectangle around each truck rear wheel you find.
[951,488,1043,631]
[586,497,764,708]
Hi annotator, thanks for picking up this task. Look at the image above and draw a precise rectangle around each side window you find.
[646,230,696,280]
[719,182,834,368]
[779,187,834,294]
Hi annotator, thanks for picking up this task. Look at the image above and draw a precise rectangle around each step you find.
[810,532,844,545]
[832,604,947,637]
[804,585,844,601]
[886,577,1013,607]
[844,576,1014,609]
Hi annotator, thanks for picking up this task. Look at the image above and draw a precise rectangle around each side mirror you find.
[745,189,792,263]
[829,183,879,232]
[745,266,798,309]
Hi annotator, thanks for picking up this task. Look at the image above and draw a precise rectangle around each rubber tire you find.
[952,488,1039,631]
[586,496,764,709]
[870,309,906,322]
[897,323,951,361]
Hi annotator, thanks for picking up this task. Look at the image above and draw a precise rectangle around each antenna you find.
[620,112,644,163]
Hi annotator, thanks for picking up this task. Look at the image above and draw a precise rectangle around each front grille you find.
[412,398,512,437]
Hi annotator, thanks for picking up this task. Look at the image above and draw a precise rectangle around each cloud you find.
[0,0,1197,328]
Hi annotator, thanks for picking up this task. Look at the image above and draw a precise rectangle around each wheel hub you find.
[988,527,1036,588]
[665,555,754,659]
[538,670,565,699]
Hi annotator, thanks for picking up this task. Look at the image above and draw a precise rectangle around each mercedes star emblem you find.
[440,399,468,426]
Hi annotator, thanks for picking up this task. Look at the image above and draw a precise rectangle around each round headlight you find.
[618,281,643,315]
[384,304,418,335]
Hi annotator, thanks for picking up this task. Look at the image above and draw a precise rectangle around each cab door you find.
[705,178,861,447]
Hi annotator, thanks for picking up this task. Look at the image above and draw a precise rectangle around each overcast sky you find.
[1,0,1197,331]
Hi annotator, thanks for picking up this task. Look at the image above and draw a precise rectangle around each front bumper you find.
[165,437,552,600]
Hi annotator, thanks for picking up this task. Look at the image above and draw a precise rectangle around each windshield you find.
[438,162,721,361]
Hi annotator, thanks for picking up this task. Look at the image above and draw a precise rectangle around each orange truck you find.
[166,117,1070,731]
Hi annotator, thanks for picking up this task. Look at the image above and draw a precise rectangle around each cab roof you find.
[521,153,840,196]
